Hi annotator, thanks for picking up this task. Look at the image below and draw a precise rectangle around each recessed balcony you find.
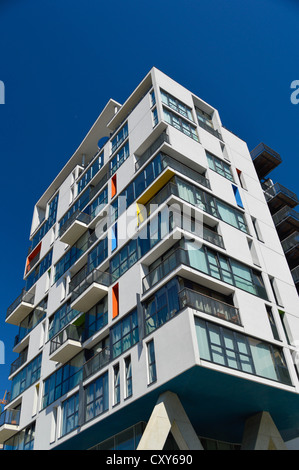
[250,142,282,179]
[272,207,299,240]
[6,289,35,326]
[264,182,299,214]
[71,268,110,312]
[59,210,91,245]
[49,324,83,363]
[0,409,20,444]
[281,232,299,270]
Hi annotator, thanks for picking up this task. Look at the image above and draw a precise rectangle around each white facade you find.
[2,68,299,450]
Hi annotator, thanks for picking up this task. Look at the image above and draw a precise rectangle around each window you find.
[85,372,109,422]
[161,89,194,121]
[152,107,158,127]
[113,364,120,405]
[11,354,42,400]
[110,142,130,176]
[252,217,264,242]
[43,353,84,408]
[195,318,291,385]
[111,309,139,359]
[61,393,79,436]
[111,223,118,252]
[84,296,108,341]
[265,305,280,341]
[48,300,80,340]
[111,123,128,154]
[26,249,53,290]
[206,152,234,182]
[124,356,132,398]
[163,108,199,142]
[87,236,108,272]
[150,90,156,107]
[147,340,157,384]
[77,153,103,194]
[144,279,180,335]
[196,107,213,128]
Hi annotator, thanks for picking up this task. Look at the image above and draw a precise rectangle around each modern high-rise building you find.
[2,68,299,451]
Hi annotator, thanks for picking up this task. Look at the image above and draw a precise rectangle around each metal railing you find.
[50,324,83,356]
[264,182,299,205]
[291,266,299,284]
[179,287,241,325]
[71,268,111,303]
[272,206,299,226]
[83,346,110,380]
[281,232,299,253]
[59,210,91,238]
[10,349,28,376]
[6,289,35,319]
[0,409,20,427]
[250,142,282,162]
[197,118,223,140]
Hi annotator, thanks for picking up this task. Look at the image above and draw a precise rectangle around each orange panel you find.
[111,174,117,199]
[112,283,119,319]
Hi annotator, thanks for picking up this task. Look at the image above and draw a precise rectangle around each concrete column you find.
[137,391,203,450]
[241,411,287,450]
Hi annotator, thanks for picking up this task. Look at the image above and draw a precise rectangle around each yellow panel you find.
[137,169,175,206]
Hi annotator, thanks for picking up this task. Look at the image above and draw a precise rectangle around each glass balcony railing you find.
[59,210,91,238]
[0,409,20,427]
[6,289,35,320]
[10,350,28,376]
[250,143,282,179]
[135,131,169,172]
[272,206,299,226]
[179,287,241,325]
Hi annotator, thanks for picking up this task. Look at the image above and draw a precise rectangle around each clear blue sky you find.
[0,0,298,395]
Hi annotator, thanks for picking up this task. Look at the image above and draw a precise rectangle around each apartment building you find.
[2,67,299,450]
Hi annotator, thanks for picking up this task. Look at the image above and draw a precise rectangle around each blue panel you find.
[232,184,244,208]
[111,223,118,252]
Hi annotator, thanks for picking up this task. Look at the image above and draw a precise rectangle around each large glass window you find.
[163,108,199,142]
[31,193,59,250]
[195,318,292,385]
[77,153,103,195]
[43,353,84,408]
[11,354,42,400]
[3,422,35,450]
[83,296,108,341]
[206,152,234,182]
[110,142,130,176]
[161,89,194,121]
[144,279,180,335]
[111,123,128,154]
[85,372,109,422]
[26,249,53,290]
[61,392,79,436]
[111,309,139,359]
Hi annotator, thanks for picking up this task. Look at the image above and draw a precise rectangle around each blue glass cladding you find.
[111,223,118,252]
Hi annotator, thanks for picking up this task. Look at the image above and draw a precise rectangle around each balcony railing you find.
[281,232,299,254]
[264,182,299,208]
[291,266,299,284]
[10,350,28,376]
[197,119,223,140]
[179,287,241,325]
[250,143,282,179]
[59,210,91,238]
[70,268,111,312]
[272,206,299,226]
[83,346,110,380]
[6,289,35,321]
[0,409,20,427]
[50,324,83,356]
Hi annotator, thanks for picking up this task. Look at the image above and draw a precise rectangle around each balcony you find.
[136,154,210,208]
[9,349,28,376]
[49,324,83,363]
[273,206,299,239]
[264,182,299,214]
[6,289,35,325]
[71,268,110,312]
[281,232,299,270]
[250,143,282,179]
[0,409,20,444]
[59,210,91,245]
[142,246,268,300]
[83,346,110,380]
[179,287,241,325]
